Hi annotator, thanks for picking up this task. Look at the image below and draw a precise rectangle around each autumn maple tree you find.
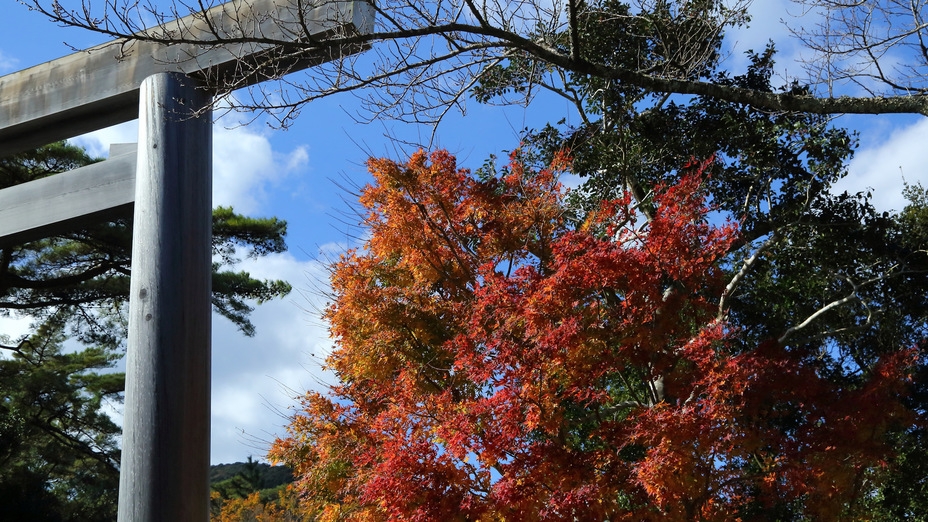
[269,149,919,520]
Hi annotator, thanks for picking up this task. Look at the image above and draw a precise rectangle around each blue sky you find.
[1,0,925,465]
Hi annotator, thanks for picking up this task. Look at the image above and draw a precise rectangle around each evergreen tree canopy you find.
[0,141,294,519]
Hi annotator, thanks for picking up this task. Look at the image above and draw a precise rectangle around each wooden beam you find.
[119,73,212,522]
[0,0,374,157]
[0,146,136,247]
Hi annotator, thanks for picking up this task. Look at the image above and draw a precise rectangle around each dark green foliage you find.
[0,141,99,187]
[474,0,736,106]
[211,208,291,336]
[209,457,295,516]
[476,2,851,243]
[512,45,856,241]
[870,410,928,521]
[212,269,293,337]
[209,458,294,489]
[860,187,928,520]
[213,206,288,262]
[0,318,121,522]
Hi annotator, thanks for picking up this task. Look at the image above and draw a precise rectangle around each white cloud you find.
[834,118,928,213]
[70,119,309,216]
[213,126,308,214]
[0,315,33,347]
[209,250,337,464]
[0,49,18,73]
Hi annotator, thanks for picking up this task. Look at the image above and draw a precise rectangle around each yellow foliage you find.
[211,487,313,522]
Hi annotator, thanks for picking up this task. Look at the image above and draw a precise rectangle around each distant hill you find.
[209,459,293,490]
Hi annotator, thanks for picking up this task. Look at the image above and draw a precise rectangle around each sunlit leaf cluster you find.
[270,150,917,520]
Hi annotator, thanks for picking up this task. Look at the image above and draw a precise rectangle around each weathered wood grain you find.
[0,0,374,157]
[0,146,136,246]
[118,73,212,522]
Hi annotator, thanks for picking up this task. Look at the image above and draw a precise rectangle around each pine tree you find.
[0,141,294,518]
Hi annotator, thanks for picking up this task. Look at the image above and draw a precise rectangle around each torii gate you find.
[0,1,373,520]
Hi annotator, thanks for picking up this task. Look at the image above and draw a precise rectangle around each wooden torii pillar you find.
[0,2,373,520]
[119,72,214,521]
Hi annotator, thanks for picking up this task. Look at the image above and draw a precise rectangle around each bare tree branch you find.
[20,0,925,135]
[718,231,780,321]
[791,0,928,99]
[777,269,903,345]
